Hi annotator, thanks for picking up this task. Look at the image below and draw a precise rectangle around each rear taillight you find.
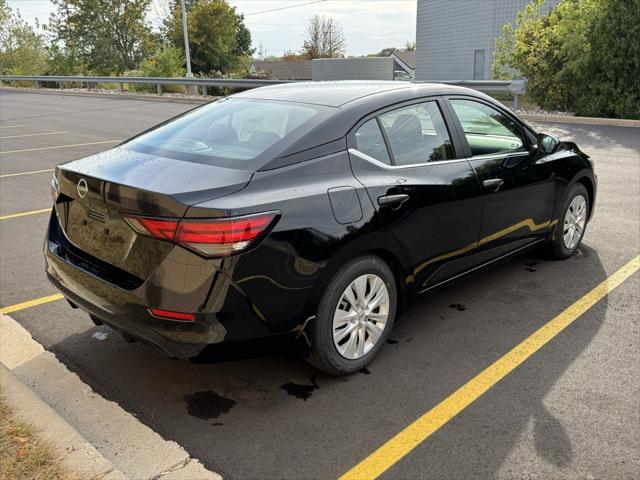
[125,217,178,241]
[124,212,278,258]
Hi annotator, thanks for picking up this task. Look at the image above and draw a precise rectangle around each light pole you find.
[180,0,196,94]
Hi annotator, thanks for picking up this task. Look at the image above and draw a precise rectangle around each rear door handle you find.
[377,194,409,207]
[482,178,504,192]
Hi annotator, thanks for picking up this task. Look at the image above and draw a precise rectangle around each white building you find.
[415,0,560,81]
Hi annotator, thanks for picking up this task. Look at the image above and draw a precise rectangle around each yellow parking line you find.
[339,254,640,480]
[1,139,122,155]
[0,130,68,139]
[0,208,50,221]
[0,168,54,178]
[0,294,64,315]
[0,125,26,129]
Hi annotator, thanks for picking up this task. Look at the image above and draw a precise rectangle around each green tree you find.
[164,0,253,75]
[0,0,48,75]
[574,0,640,118]
[493,0,602,112]
[48,0,154,74]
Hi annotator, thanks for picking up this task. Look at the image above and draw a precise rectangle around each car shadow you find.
[37,243,608,479]
[376,244,608,479]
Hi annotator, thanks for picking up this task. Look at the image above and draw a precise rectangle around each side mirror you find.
[538,132,560,154]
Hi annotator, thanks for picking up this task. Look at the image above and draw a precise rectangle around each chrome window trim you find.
[467,150,531,161]
[348,148,469,169]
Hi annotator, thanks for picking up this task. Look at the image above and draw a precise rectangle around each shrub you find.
[126,44,186,93]
[492,0,640,118]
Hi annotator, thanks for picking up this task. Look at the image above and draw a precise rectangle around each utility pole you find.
[181,0,193,76]
[180,0,196,94]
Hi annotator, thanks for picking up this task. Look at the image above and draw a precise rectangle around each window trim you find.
[442,95,537,159]
[375,116,396,165]
[347,96,465,168]
[348,148,471,170]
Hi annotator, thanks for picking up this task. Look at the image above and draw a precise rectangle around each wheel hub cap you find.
[332,274,390,360]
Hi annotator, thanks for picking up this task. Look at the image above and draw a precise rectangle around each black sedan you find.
[45,82,596,375]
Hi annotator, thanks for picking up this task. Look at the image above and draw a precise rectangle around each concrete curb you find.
[520,113,640,128]
[0,363,127,480]
[0,313,221,480]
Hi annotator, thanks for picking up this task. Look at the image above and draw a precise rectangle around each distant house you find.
[310,52,416,82]
[390,50,416,78]
[250,60,312,80]
[251,53,415,82]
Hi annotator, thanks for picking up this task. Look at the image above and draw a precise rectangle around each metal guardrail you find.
[0,75,526,109]
[0,75,293,97]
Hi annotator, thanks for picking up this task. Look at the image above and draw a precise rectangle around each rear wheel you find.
[550,183,589,259]
[308,255,397,375]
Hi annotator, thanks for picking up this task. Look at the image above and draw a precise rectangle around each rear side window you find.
[378,102,453,165]
[449,99,525,156]
[355,119,391,165]
[126,98,331,169]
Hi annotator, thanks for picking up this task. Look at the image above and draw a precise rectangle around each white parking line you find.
[0,131,68,139]
[0,125,26,129]
[0,139,122,155]
[0,168,54,178]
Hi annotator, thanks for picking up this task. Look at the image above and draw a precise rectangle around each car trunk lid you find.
[54,146,252,280]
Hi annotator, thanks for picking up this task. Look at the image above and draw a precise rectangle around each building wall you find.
[312,58,395,81]
[415,0,559,81]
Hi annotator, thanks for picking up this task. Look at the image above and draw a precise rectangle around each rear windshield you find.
[125,98,332,169]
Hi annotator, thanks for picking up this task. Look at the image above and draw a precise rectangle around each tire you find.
[550,183,589,259]
[308,255,397,375]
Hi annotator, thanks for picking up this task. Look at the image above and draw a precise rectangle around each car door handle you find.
[482,178,504,192]
[377,194,409,207]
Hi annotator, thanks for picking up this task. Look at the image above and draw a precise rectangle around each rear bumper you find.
[44,212,285,358]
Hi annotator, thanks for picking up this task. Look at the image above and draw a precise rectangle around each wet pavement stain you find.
[360,368,371,375]
[449,303,467,311]
[406,337,413,342]
[184,391,236,419]
[525,260,539,272]
[386,338,399,344]
[280,377,319,401]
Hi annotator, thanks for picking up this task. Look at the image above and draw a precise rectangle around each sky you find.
[7,0,417,57]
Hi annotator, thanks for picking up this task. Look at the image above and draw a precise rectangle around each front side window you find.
[449,99,525,156]
[354,119,391,165]
[127,98,331,169]
[378,102,453,166]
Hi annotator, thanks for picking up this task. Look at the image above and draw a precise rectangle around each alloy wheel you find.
[332,274,390,360]
[563,194,587,250]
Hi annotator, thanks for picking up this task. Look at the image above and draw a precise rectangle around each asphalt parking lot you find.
[1,90,639,479]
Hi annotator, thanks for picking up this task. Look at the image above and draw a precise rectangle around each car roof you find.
[233,81,478,108]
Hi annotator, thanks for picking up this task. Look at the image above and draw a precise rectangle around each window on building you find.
[473,50,485,80]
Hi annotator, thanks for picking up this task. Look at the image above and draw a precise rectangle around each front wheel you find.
[550,183,589,259]
[308,255,397,375]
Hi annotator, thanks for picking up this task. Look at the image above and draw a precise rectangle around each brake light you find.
[148,308,195,322]
[124,212,278,257]
[125,217,178,241]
